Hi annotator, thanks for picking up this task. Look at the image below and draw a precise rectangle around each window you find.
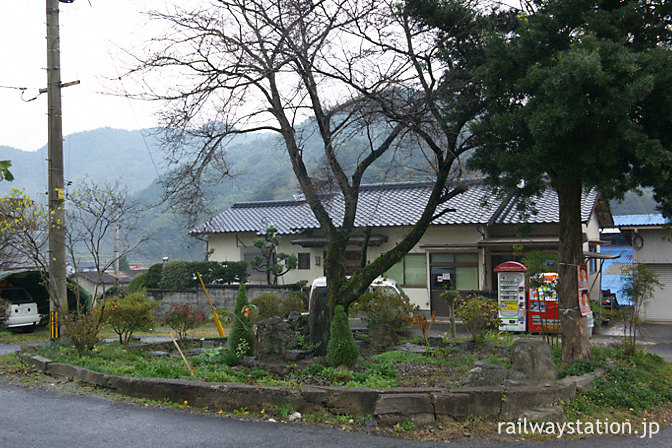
[430,253,478,291]
[385,254,427,287]
[298,253,310,270]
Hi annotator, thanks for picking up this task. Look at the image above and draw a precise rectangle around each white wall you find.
[207,225,481,310]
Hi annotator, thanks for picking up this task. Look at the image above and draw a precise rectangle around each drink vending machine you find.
[528,273,561,333]
[494,261,527,332]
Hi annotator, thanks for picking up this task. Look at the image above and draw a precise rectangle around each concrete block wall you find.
[145,284,301,319]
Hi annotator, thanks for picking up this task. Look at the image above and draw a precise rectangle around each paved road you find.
[1,379,671,448]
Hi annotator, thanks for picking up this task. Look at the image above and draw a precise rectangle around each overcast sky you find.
[1,1,165,151]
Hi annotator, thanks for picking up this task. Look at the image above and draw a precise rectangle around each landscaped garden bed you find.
[33,335,513,389]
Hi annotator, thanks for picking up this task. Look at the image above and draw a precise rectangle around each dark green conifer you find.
[326,305,359,368]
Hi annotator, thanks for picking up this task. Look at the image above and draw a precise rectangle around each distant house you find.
[191,181,613,315]
[73,266,148,298]
[74,271,131,298]
[616,214,672,322]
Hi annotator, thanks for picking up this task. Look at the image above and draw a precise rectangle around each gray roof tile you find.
[191,181,600,235]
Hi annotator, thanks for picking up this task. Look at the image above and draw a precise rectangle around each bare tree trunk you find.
[555,177,591,362]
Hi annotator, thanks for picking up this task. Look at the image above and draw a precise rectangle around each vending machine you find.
[528,273,561,333]
[494,261,527,332]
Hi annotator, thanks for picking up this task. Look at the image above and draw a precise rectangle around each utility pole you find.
[114,205,120,290]
[46,0,72,338]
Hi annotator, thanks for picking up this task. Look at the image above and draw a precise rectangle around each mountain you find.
[0,127,165,197]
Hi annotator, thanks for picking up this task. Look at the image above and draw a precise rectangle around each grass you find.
[0,322,229,345]
[557,345,672,418]
[0,327,51,344]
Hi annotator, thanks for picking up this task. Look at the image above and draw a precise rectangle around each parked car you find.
[0,287,41,333]
[308,276,404,312]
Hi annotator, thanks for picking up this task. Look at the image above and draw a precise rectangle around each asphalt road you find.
[1,379,671,448]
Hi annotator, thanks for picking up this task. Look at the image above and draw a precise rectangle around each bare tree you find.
[66,179,146,304]
[124,0,492,345]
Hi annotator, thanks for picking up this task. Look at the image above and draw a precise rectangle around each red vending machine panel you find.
[528,273,561,333]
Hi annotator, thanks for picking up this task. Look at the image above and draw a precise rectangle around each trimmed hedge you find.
[129,260,249,291]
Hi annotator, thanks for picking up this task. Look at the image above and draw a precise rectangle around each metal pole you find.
[47,0,68,338]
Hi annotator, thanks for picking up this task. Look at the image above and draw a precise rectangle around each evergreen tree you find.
[226,282,255,359]
[326,305,359,368]
[412,0,672,362]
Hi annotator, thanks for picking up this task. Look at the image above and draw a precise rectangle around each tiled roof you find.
[614,214,669,227]
[496,188,598,224]
[192,181,601,235]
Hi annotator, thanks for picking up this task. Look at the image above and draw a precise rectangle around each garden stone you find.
[390,343,427,354]
[368,323,398,349]
[364,418,378,428]
[282,349,311,362]
[510,339,556,381]
[256,316,298,359]
[288,412,302,422]
[286,311,309,336]
[461,364,526,387]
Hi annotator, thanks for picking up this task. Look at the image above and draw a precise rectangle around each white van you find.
[1,287,41,333]
[308,276,404,311]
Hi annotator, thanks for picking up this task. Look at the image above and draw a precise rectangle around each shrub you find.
[250,293,282,321]
[164,304,205,341]
[350,289,414,331]
[226,283,255,360]
[104,291,158,345]
[155,260,249,289]
[62,308,105,355]
[159,260,193,289]
[280,291,306,317]
[326,305,359,368]
[455,294,500,343]
[126,263,164,294]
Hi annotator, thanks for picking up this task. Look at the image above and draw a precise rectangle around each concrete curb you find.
[20,352,603,426]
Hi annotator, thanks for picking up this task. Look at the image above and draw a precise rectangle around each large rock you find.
[509,339,556,381]
[256,316,298,359]
[461,362,526,387]
[286,311,309,337]
[368,323,398,349]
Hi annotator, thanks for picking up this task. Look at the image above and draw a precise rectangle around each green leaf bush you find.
[250,293,282,321]
[103,291,158,345]
[455,294,501,343]
[226,283,255,362]
[280,291,306,317]
[153,260,249,290]
[326,305,359,368]
[163,303,205,341]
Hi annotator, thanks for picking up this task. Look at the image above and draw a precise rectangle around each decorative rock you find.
[461,364,526,387]
[368,323,398,349]
[287,312,309,336]
[282,349,311,362]
[390,343,427,354]
[256,316,298,359]
[509,339,556,381]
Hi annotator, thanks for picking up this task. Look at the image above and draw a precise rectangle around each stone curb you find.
[20,352,603,426]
